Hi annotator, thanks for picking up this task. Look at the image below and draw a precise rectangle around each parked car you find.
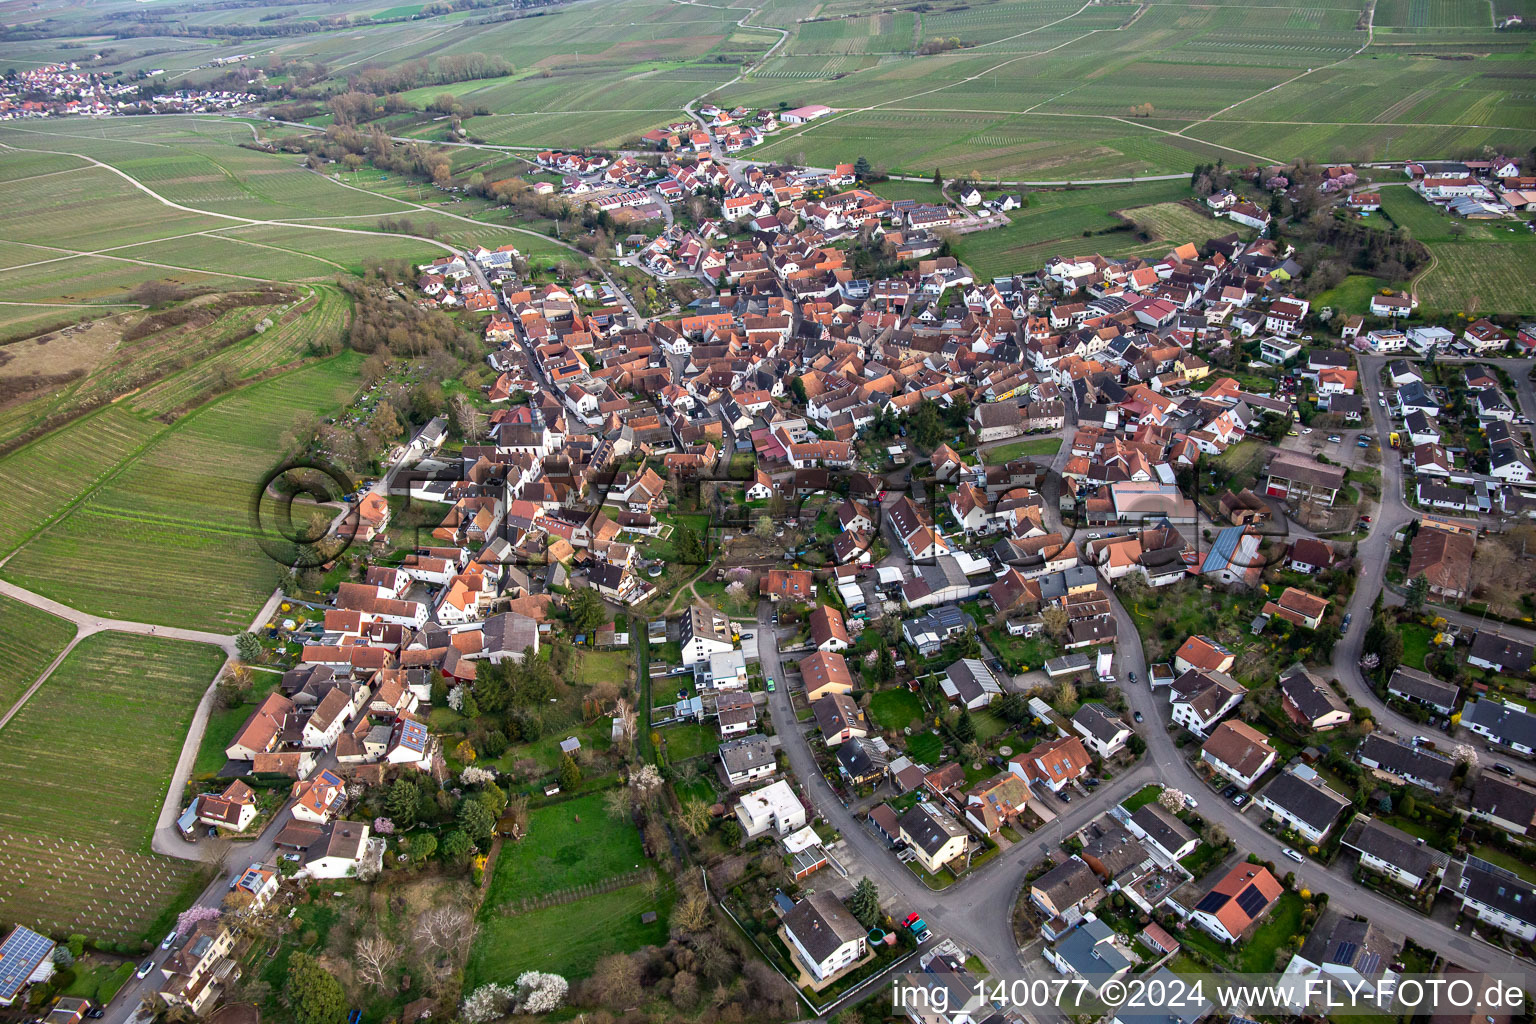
[1184,795,1198,809]
[86,1009,104,1020]
[1220,784,1239,799]
[1232,793,1249,808]
[1357,437,1371,448]
[137,959,155,979]
[1133,711,1144,723]
[1492,763,1515,777]
[1128,671,1137,685]
[161,930,177,950]
[1283,847,1304,863]
[1341,612,1352,634]
[1327,435,1341,443]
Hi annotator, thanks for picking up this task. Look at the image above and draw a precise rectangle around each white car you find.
[1282,847,1304,863]
[1183,795,1198,810]
[1301,427,1312,434]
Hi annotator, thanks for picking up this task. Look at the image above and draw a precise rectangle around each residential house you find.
[1466,774,1536,835]
[680,604,736,666]
[290,768,346,824]
[1199,720,1277,790]
[898,802,969,874]
[1386,666,1460,717]
[1341,816,1449,890]
[812,692,868,746]
[720,733,776,787]
[1169,668,1246,737]
[157,919,236,1014]
[1011,735,1092,792]
[1072,703,1132,759]
[1467,630,1534,674]
[0,925,56,1006]
[1406,525,1476,601]
[962,773,1031,836]
[1262,587,1330,630]
[761,568,815,603]
[1173,635,1235,675]
[782,893,867,983]
[735,779,806,837]
[1255,765,1352,844]
[197,779,258,832]
[1042,917,1133,994]
[1029,858,1106,927]
[1356,734,1455,792]
[1451,861,1536,941]
[301,820,373,879]
[1188,863,1283,942]
[800,649,854,701]
[809,605,851,652]
[1127,802,1199,865]
[1461,698,1536,756]
[1278,664,1351,731]
[225,692,297,762]
[1264,453,1347,508]
[942,657,1002,709]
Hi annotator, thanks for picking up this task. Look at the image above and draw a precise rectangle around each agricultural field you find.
[952,179,1195,279]
[0,406,163,557]
[0,353,365,631]
[1125,200,1246,244]
[0,631,224,944]
[1416,243,1536,316]
[0,594,75,714]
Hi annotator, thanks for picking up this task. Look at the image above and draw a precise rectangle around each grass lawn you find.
[980,436,1063,463]
[658,721,720,762]
[1313,274,1398,317]
[1123,784,1163,813]
[480,791,648,908]
[871,686,925,731]
[1179,843,1223,881]
[906,730,943,764]
[0,631,222,943]
[466,879,673,986]
[574,649,632,686]
[1238,891,1304,973]
[0,593,75,713]
[692,576,757,619]
[971,708,1007,743]
[1398,621,1435,671]
[63,960,135,1003]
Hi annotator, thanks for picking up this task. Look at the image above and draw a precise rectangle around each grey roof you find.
[1278,664,1349,722]
[1386,666,1460,710]
[1032,858,1104,911]
[1461,861,1536,928]
[782,892,864,963]
[1469,775,1536,831]
[1468,630,1534,673]
[1072,703,1128,743]
[1052,917,1132,982]
[1258,769,1352,835]
[898,802,966,855]
[1110,968,1212,1024]
[719,733,775,776]
[1297,910,1400,980]
[481,611,539,655]
[1129,802,1196,854]
[944,658,1002,704]
[1341,816,1449,880]
[1463,699,1536,750]
[1357,734,1454,790]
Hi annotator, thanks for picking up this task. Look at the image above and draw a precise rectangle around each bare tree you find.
[355,934,401,987]
[451,393,487,444]
[414,904,474,960]
[678,798,712,838]
[671,884,712,933]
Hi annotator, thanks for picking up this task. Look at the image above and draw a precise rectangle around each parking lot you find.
[1273,427,1377,471]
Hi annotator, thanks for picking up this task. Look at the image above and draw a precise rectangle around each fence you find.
[495,867,655,917]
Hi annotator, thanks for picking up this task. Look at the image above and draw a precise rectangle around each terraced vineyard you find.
[130,285,349,418]
[0,632,222,944]
[1,353,366,630]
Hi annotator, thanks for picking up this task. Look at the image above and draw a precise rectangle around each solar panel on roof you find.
[0,926,54,999]
[1357,953,1382,976]
[1234,883,1270,918]
[1194,891,1230,914]
[1331,940,1358,965]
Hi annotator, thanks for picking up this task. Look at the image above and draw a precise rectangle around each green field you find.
[870,686,924,732]
[953,179,1196,279]
[0,594,75,714]
[1313,274,1400,317]
[1,353,364,631]
[479,791,649,907]
[466,879,673,985]
[1417,243,1536,316]
[980,437,1064,462]
[0,632,224,943]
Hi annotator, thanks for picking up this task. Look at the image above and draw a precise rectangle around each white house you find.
[300,821,372,879]
[734,779,806,838]
[1199,720,1277,791]
[782,893,867,981]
